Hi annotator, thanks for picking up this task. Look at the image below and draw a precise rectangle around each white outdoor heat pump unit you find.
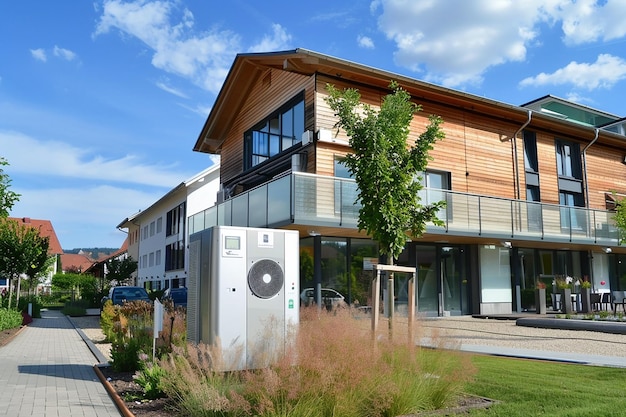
[187,226,299,371]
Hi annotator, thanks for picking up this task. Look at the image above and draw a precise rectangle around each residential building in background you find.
[118,164,220,291]
[1,217,63,294]
[188,48,626,316]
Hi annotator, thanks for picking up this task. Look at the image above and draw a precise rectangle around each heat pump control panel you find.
[222,233,243,258]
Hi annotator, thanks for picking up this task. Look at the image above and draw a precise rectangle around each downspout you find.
[582,128,599,287]
[582,128,599,209]
[511,110,531,313]
[512,110,532,200]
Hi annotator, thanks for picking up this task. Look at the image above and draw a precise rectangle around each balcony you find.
[189,172,620,246]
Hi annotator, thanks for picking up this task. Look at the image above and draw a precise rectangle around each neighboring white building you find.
[117,163,220,290]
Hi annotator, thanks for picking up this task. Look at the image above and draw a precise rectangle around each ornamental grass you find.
[158,307,473,417]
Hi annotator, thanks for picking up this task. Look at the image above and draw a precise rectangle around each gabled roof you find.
[60,253,96,273]
[117,163,220,228]
[7,217,63,255]
[194,48,626,154]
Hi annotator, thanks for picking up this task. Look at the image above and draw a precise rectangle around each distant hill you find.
[64,248,119,256]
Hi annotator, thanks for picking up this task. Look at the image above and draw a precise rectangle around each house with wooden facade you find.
[190,48,626,316]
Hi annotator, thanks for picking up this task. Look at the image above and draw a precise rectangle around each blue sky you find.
[1,0,626,250]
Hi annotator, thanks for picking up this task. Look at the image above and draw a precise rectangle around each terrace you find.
[189,172,620,247]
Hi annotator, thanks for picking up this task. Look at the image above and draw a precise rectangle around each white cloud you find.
[557,0,626,45]
[94,1,295,93]
[373,0,626,88]
[375,0,542,87]
[156,80,189,98]
[53,45,77,61]
[564,92,593,106]
[94,0,239,93]
[10,184,160,248]
[30,48,46,62]
[248,24,292,52]
[519,54,626,90]
[0,130,187,188]
[357,35,375,49]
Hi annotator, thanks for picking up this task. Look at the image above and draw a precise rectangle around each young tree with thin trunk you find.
[0,219,50,308]
[325,82,445,266]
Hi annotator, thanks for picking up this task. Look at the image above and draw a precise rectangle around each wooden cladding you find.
[315,75,519,199]
[219,69,315,184]
[217,67,626,212]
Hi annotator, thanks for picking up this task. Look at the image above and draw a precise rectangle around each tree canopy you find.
[105,256,138,287]
[612,196,626,244]
[325,82,445,263]
[0,157,20,217]
[0,218,51,308]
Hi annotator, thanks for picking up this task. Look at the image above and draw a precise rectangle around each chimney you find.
[22,217,31,224]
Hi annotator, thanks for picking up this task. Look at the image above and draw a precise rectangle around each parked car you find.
[101,286,151,308]
[162,287,188,308]
[300,287,346,309]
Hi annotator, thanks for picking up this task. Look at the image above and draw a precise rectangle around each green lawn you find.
[464,354,626,416]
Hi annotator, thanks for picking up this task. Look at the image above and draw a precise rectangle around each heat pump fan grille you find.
[248,259,284,299]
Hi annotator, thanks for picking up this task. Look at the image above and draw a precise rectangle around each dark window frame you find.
[244,92,305,170]
[555,139,582,180]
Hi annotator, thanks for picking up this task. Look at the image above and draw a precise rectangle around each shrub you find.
[62,301,87,317]
[158,307,472,417]
[99,300,117,341]
[111,337,145,372]
[104,299,187,372]
[18,295,42,318]
[0,308,23,331]
[134,353,167,400]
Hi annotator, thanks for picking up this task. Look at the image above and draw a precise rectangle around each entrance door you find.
[441,246,469,315]
[416,245,469,316]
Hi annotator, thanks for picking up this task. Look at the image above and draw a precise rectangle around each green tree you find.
[105,256,138,288]
[325,82,445,265]
[613,196,626,244]
[0,219,50,308]
[24,248,55,296]
[52,272,97,304]
[0,157,20,217]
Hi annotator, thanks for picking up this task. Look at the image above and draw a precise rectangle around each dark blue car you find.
[163,287,187,308]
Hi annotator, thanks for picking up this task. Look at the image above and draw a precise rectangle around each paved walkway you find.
[0,310,120,417]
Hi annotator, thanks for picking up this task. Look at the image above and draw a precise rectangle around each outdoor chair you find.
[590,293,601,312]
[611,291,626,315]
[601,292,611,311]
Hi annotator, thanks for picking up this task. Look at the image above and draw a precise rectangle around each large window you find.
[555,140,582,179]
[420,170,451,221]
[165,240,185,271]
[334,157,358,216]
[166,203,186,238]
[244,93,305,169]
[555,139,584,230]
[523,131,539,173]
[523,131,541,230]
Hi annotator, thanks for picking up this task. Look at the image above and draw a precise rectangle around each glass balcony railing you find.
[188,172,621,246]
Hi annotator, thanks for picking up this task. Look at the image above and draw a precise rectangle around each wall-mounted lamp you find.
[603,247,612,254]
[501,241,512,249]
[308,230,321,237]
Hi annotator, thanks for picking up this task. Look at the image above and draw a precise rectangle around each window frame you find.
[243,92,305,170]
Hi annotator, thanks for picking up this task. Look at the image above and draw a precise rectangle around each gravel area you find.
[417,316,626,357]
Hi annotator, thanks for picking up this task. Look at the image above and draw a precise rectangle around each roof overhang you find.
[194,48,626,155]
